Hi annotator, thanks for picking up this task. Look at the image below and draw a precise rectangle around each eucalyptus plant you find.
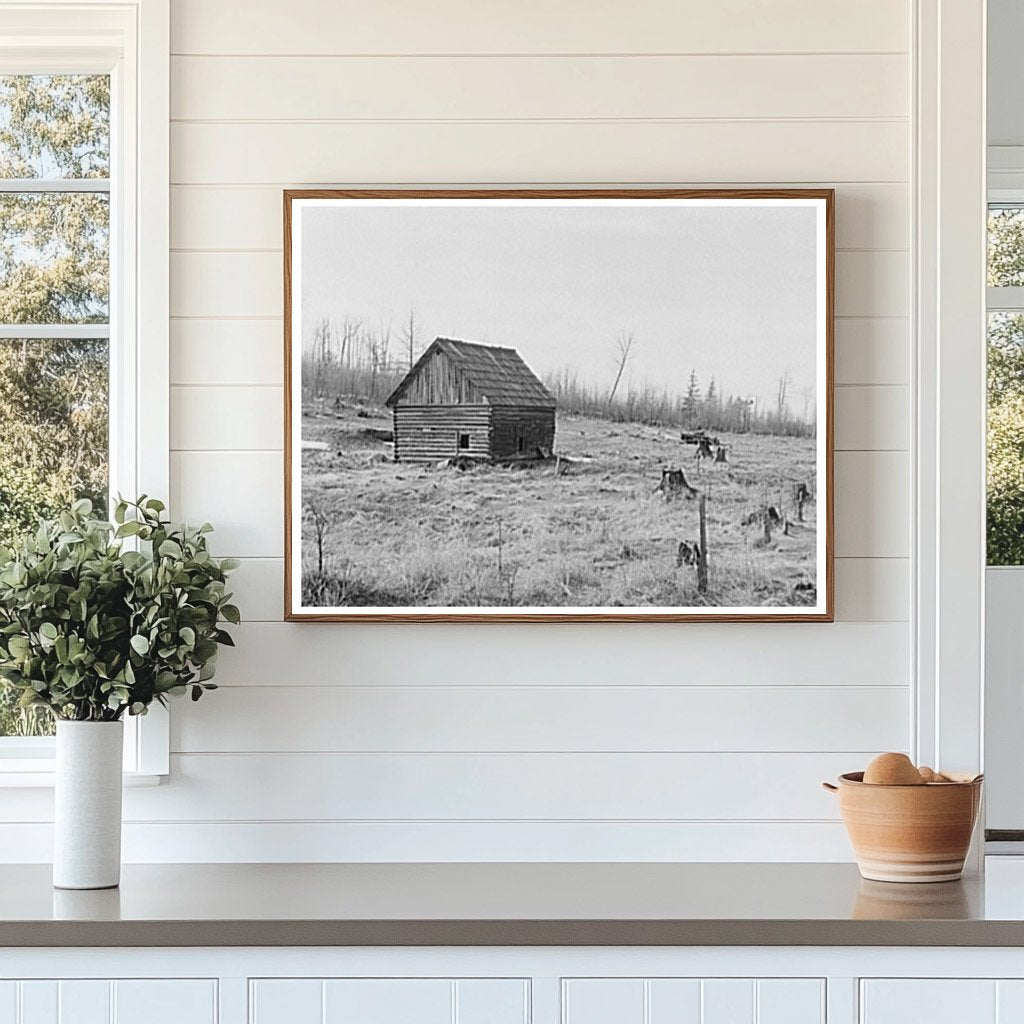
[0,496,239,722]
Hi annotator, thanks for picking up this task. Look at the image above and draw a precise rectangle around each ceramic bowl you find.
[823,771,983,883]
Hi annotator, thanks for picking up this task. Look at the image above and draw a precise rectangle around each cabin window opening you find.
[458,432,470,450]
[516,433,526,453]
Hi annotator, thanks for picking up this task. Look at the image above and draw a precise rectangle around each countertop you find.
[5,861,1024,947]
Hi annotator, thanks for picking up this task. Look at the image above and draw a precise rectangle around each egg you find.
[863,752,925,785]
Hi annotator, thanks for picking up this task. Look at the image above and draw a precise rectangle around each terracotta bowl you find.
[823,772,983,883]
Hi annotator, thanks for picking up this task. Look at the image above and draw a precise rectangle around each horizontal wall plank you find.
[834,385,909,450]
[834,451,910,558]
[226,557,283,620]
[171,252,280,317]
[171,250,909,320]
[170,120,909,185]
[0,820,856,862]
[227,556,908,623]
[171,183,910,252]
[171,451,283,556]
[171,684,909,753]
[171,385,282,450]
[170,0,909,56]
[210,621,910,687]
[117,752,861,821]
[0,752,868,824]
[834,318,909,385]
[171,54,909,121]
[835,250,909,318]
[833,557,909,622]
[171,319,283,386]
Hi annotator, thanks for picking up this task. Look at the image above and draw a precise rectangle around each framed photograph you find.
[284,189,833,622]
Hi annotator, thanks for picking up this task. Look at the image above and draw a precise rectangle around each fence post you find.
[697,493,709,594]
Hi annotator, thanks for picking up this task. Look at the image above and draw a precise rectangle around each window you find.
[458,432,470,450]
[987,205,1024,565]
[0,75,111,738]
[0,3,169,778]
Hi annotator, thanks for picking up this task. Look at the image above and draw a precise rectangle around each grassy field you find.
[300,403,819,609]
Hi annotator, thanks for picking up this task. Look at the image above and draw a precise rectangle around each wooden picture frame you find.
[284,189,834,622]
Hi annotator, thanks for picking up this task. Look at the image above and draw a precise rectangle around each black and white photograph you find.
[285,190,833,621]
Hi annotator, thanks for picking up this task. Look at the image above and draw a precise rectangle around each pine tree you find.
[681,369,701,427]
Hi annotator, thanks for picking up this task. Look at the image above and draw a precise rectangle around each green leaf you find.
[220,604,241,625]
[158,539,183,559]
[39,622,58,641]
[8,635,30,657]
[130,634,150,656]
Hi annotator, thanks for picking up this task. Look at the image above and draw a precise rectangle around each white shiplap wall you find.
[1,0,915,862]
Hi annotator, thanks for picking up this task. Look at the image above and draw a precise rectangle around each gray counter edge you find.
[2,919,1021,948]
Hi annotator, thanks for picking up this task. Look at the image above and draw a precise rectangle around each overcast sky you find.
[299,200,820,409]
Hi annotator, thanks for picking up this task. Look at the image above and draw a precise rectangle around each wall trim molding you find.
[913,0,987,777]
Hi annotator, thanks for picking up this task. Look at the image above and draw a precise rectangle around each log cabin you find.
[384,337,556,463]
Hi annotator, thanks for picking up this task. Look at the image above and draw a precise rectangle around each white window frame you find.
[0,0,169,784]
[914,0,986,807]
[983,172,1024,839]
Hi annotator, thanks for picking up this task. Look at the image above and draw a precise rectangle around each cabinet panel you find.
[861,981,997,1024]
[251,978,528,1024]
[0,983,15,1024]
[18,983,56,1024]
[702,980,754,1024]
[648,980,702,1022]
[251,979,322,1024]
[563,980,645,1024]
[998,981,1024,1022]
[114,981,217,1024]
[563,978,824,1024]
[757,980,825,1024]
[323,980,451,1024]
[455,980,529,1024]
[58,982,109,1024]
[0,981,216,1024]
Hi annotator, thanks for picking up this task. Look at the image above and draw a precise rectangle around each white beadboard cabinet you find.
[0,979,217,1024]
[561,978,825,1024]
[860,980,1024,1023]
[5,949,1024,1024]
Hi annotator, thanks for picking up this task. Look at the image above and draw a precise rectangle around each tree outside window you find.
[0,75,110,736]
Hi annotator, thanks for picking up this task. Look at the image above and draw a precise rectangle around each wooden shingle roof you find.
[385,338,556,408]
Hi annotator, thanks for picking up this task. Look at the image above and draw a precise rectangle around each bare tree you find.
[401,309,418,371]
[776,371,791,424]
[607,330,635,409]
[310,317,335,397]
[339,317,361,370]
[305,500,332,574]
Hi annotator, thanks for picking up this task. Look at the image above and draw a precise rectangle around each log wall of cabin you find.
[490,407,557,460]
[392,405,492,462]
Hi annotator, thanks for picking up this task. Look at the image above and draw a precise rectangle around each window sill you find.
[0,766,165,788]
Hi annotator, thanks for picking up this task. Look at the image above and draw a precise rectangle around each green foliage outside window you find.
[988,208,1024,565]
[0,75,110,736]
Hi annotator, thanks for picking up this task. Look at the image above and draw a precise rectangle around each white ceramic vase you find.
[53,720,124,890]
